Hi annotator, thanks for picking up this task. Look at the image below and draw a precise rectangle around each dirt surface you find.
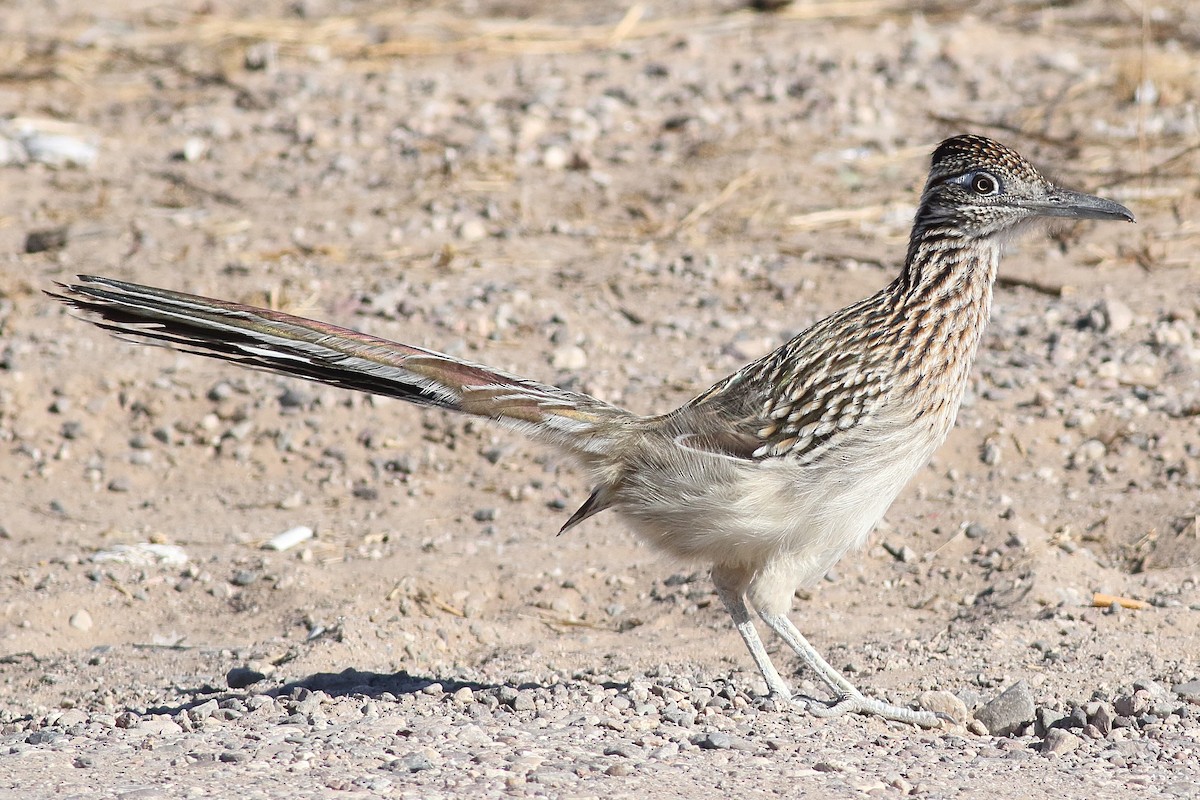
[2,1,1200,797]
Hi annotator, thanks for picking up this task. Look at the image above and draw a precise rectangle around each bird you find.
[49,135,1133,727]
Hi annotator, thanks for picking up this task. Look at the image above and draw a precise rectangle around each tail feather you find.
[48,275,632,454]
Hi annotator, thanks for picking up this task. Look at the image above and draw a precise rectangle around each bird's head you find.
[916,134,1134,240]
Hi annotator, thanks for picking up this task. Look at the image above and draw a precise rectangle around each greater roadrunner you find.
[50,135,1133,727]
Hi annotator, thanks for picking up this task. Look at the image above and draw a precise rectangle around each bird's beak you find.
[1022,187,1135,223]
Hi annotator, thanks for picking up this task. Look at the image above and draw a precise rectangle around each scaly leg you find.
[757,610,941,728]
[712,576,794,700]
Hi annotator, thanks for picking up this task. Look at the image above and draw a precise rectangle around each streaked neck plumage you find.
[886,213,1001,416]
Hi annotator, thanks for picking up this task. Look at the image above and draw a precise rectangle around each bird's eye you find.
[969,172,999,196]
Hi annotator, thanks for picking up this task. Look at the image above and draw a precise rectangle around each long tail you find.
[48,275,634,458]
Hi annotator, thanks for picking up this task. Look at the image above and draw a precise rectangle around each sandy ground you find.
[2,1,1200,797]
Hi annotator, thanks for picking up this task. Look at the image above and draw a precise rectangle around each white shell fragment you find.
[0,118,100,169]
[263,525,314,552]
[91,543,189,567]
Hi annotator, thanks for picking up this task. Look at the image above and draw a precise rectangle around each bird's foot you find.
[793,694,944,728]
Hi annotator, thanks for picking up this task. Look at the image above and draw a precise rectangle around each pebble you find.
[68,609,93,631]
[91,543,188,567]
[188,700,220,722]
[230,570,259,587]
[692,731,734,750]
[1035,706,1065,735]
[393,753,435,772]
[226,667,267,689]
[963,522,988,539]
[1174,680,1200,702]
[458,219,487,242]
[1093,298,1135,334]
[277,491,305,510]
[1041,728,1082,755]
[263,525,313,551]
[1090,703,1115,735]
[974,681,1035,736]
[114,711,140,729]
[551,345,588,371]
[542,145,569,170]
[917,690,969,725]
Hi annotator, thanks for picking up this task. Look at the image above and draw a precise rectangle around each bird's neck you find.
[886,224,1001,407]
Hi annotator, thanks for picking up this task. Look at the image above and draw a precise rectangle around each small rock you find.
[964,522,988,539]
[1041,728,1082,755]
[188,699,220,722]
[263,525,313,551]
[1094,298,1134,334]
[390,753,434,772]
[19,125,98,168]
[1090,703,1114,735]
[56,709,88,728]
[917,690,969,725]
[218,751,249,764]
[226,667,267,690]
[495,685,534,711]
[542,145,569,170]
[69,610,93,631]
[92,543,188,567]
[230,570,259,587]
[182,137,208,163]
[457,219,487,242]
[278,491,305,510]
[139,715,183,736]
[278,387,310,409]
[114,711,140,729]
[1063,705,1088,729]
[691,731,734,750]
[1073,439,1107,465]
[551,345,587,371]
[207,381,235,401]
[974,680,1035,736]
[25,226,69,254]
[1173,680,1200,702]
[352,483,378,500]
[1035,706,1066,736]
[883,541,917,563]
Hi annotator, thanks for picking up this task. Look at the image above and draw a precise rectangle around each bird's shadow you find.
[142,667,628,718]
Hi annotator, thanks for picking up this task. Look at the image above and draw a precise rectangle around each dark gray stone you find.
[974,680,1035,737]
[226,666,267,689]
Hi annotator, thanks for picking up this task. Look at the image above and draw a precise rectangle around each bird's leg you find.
[757,610,941,728]
[754,610,862,699]
[711,569,794,701]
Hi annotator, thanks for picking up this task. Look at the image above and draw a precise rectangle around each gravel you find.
[3,1,1198,798]
[5,666,1199,796]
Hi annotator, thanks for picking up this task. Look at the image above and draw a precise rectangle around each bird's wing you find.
[670,326,891,465]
